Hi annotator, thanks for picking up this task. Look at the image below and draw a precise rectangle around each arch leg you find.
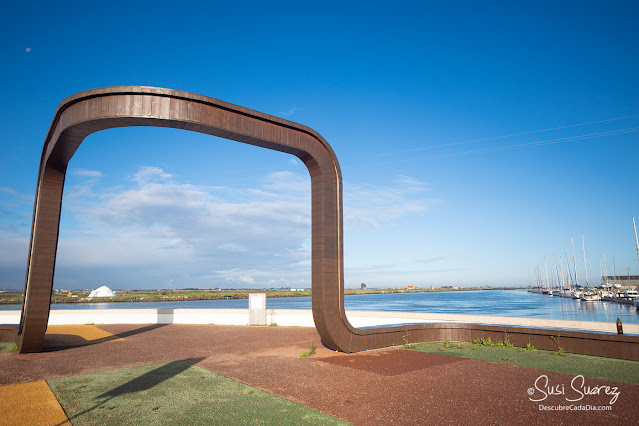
[17,166,66,353]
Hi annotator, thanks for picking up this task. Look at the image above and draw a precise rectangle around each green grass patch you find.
[48,361,348,425]
[0,342,17,352]
[404,342,639,385]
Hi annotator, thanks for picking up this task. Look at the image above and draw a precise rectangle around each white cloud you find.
[394,175,430,190]
[130,166,173,183]
[56,166,313,287]
[280,107,298,116]
[70,168,103,178]
[260,171,309,194]
[344,176,438,230]
[239,275,254,284]
[22,165,437,288]
[0,187,19,195]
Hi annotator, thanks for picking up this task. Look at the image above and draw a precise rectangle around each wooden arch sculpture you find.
[18,86,423,353]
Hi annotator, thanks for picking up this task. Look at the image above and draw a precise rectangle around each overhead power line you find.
[415,126,639,160]
[424,113,639,150]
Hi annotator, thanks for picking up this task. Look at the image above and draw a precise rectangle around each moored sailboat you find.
[580,289,601,302]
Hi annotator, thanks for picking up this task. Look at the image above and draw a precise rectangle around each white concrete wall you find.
[1,309,637,334]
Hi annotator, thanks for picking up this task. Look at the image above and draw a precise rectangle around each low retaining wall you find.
[2,309,637,332]
[1,309,637,360]
[395,323,639,362]
[0,325,17,343]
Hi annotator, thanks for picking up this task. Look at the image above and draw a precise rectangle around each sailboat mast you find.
[603,251,608,285]
[565,249,572,290]
[572,236,579,287]
[553,252,561,290]
[544,257,550,290]
[582,234,589,286]
[634,217,639,265]
[537,265,542,289]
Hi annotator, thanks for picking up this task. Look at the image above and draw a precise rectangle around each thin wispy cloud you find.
[0,187,19,195]
[344,176,438,230]
[70,168,103,178]
[417,257,446,264]
[0,187,34,216]
[280,107,299,117]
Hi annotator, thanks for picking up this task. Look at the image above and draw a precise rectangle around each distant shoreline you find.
[0,287,523,305]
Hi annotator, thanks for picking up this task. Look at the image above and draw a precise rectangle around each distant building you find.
[88,285,117,298]
[602,275,639,288]
[406,285,419,290]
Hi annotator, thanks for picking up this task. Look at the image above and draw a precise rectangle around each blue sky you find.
[1,1,638,290]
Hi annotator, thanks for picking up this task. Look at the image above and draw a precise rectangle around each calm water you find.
[2,289,638,325]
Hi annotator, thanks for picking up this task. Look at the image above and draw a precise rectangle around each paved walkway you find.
[1,324,638,425]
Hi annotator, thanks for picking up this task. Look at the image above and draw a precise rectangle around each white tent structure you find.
[88,285,117,298]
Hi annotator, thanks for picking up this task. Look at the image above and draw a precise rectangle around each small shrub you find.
[473,337,495,347]
[473,335,512,347]
[300,340,317,357]
[268,322,278,327]
[553,346,568,357]
[524,343,536,351]
[442,340,464,349]
[550,336,568,357]
[498,334,513,348]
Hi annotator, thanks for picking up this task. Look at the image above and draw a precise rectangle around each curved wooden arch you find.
[17,86,432,353]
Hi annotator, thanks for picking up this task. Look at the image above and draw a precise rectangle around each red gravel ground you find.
[1,324,637,425]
